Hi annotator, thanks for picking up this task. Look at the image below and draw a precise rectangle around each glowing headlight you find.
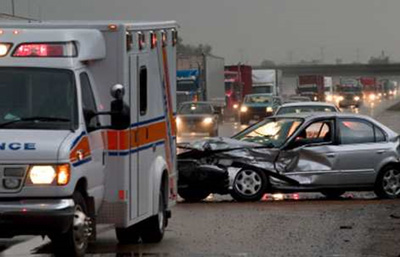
[29,166,56,185]
[313,96,318,101]
[176,117,181,126]
[0,43,12,57]
[203,117,213,124]
[354,96,360,101]
[337,96,344,101]
[233,104,239,109]
[326,95,333,102]
[369,94,376,101]
[28,164,70,185]
[266,107,273,113]
[240,106,248,113]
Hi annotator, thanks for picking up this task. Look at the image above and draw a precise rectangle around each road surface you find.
[1,97,400,256]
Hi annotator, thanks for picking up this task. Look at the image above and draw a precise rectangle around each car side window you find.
[80,72,99,131]
[293,120,333,147]
[375,126,386,142]
[339,119,375,144]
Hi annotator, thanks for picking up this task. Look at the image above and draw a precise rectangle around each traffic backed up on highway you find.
[275,102,340,115]
[177,112,400,202]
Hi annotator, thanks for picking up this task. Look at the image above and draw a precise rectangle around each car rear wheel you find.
[178,188,210,202]
[231,169,267,202]
[320,190,345,199]
[375,165,400,199]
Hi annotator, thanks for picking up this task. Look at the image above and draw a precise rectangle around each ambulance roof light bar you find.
[13,42,77,58]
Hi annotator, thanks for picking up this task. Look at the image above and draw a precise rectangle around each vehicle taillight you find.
[13,42,77,57]
[0,43,12,57]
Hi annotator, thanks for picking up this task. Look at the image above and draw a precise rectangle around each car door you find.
[279,118,342,186]
[335,118,391,185]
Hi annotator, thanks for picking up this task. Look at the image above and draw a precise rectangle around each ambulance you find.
[0,20,178,256]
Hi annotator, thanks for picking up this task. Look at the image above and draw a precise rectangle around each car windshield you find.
[0,68,77,130]
[179,103,213,114]
[277,105,337,115]
[245,95,272,104]
[233,118,303,147]
[177,80,198,92]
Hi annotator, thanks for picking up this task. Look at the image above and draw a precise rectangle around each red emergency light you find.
[13,42,77,57]
[150,31,157,49]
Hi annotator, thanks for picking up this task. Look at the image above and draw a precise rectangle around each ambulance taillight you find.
[13,42,77,57]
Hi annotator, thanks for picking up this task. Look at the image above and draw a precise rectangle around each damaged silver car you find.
[177,112,400,202]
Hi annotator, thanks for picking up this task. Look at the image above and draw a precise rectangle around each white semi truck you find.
[0,21,178,256]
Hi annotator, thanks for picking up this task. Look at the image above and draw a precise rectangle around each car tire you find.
[230,169,268,202]
[320,190,345,199]
[374,165,400,199]
[51,192,90,257]
[140,190,167,243]
[178,188,210,202]
[115,225,141,245]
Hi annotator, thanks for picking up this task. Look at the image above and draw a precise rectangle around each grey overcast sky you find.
[1,0,400,65]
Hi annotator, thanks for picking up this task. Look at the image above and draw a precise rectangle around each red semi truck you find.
[359,77,380,102]
[297,75,325,101]
[224,65,252,119]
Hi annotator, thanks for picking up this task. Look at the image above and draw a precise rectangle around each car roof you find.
[245,93,274,97]
[279,101,337,108]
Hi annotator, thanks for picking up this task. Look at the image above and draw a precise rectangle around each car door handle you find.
[376,150,386,154]
[326,153,336,158]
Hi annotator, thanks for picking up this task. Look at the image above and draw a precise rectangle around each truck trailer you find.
[177,54,226,114]
[0,21,178,256]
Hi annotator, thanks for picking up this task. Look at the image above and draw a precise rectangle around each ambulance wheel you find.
[51,192,90,257]
[115,225,141,244]
[178,188,210,202]
[140,190,166,243]
[230,169,268,202]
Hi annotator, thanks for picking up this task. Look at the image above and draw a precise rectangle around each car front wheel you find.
[230,169,267,202]
[375,165,400,199]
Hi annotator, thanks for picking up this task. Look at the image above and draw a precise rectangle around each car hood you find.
[0,130,71,162]
[243,103,273,108]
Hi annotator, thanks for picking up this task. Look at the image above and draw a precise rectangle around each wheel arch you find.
[152,156,169,215]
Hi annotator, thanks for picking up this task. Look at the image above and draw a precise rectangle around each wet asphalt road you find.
[1,97,400,257]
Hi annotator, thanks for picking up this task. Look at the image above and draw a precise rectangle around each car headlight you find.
[313,96,318,101]
[176,117,181,126]
[369,94,376,101]
[29,164,70,185]
[266,107,273,113]
[203,117,213,124]
[240,106,248,113]
[354,96,360,101]
[326,95,333,102]
[233,104,239,109]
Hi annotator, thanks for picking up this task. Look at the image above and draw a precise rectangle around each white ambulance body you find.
[0,21,178,256]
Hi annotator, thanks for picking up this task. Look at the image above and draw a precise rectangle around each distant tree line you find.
[177,37,213,56]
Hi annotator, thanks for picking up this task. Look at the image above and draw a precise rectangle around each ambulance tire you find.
[115,226,141,244]
[140,190,166,243]
[51,192,89,257]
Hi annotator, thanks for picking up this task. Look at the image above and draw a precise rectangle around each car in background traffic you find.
[239,94,282,125]
[177,112,400,202]
[176,101,219,137]
[275,102,340,115]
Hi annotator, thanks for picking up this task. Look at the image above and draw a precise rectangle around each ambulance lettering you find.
[0,142,36,150]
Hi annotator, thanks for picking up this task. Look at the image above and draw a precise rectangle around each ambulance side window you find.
[80,72,99,131]
[140,66,147,116]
